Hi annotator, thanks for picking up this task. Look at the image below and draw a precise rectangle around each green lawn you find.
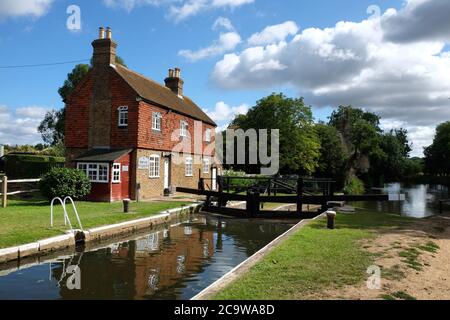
[0,197,189,248]
[214,210,412,300]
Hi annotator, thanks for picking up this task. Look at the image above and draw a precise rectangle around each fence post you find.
[321,181,328,212]
[198,178,205,191]
[2,176,7,208]
[218,178,224,208]
[255,191,261,215]
[297,177,303,215]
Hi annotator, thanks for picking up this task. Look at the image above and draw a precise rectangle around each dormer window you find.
[118,106,128,127]
[180,120,188,138]
[152,112,162,131]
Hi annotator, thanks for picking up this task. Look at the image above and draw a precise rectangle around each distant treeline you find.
[222,93,430,193]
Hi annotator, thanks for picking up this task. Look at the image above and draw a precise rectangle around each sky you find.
[0,0,449,157]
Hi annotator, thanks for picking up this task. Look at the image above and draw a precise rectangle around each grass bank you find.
[0,197,190,249]
[214,210,411,300]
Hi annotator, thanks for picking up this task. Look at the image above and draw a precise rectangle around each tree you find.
[38,56,126,145]
[314,123,347,187]
[424,121,450,176]
[229,93,320,175]
[370,129,412,183]
[37,109,65,146]
[329,106,382,183]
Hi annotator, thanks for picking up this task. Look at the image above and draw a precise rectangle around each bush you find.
[39,168,91,200]
[343,177,365,195]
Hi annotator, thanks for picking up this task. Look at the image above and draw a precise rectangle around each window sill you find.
[149,176,160,179]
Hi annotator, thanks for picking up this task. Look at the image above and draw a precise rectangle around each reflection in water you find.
[0,215,293,300]
[358,183,448,218]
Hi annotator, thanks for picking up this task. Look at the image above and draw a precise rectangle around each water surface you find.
[0,214,294,300]
[355,183,448,218]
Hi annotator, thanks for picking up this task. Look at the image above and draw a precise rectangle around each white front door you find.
[164,158,170,189]
[212,167,217,191]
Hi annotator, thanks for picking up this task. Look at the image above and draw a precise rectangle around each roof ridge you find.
[113,64,216,126]
[115,64,176,96]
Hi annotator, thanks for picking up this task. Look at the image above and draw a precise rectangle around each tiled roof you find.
[75,149,133,162]
[114,65,216,126]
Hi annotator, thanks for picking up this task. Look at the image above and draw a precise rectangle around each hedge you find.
[2,154,65,179]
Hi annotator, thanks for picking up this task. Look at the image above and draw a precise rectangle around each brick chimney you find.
[92,27,117,68]
[164,67,184,97]
[89,27,116,148]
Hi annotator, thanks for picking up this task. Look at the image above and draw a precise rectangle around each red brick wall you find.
[110,72,140,149]
[65,68,215,156]
[137,100,215,156]
[65,73,93,149]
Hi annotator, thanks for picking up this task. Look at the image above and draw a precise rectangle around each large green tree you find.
[369,129,412,183]
[314,123,347,187]
[424,121,450,176]
[329,106,382,183]
[229,93,320,175]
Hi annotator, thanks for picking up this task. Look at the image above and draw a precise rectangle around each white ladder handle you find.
[50,197,73,230]
[64,196,83,231]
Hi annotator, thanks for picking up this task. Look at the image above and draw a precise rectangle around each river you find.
[0,215,294,300]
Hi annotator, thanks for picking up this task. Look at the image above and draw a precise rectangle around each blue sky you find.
[1,0,450,157]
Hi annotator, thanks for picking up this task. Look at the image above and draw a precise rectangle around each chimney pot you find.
[165,67,184,96]
[106,27,112,39]
[99,27,105,39]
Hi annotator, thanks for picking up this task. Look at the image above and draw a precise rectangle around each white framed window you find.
[185,157,193,177]
[205,129,211,142]
[180,120,188,138]
[149,155,160,178]
[77,162,109,183]
[112,163,121,183]
[118,106,128,127]
[152,112,162,131]
[203,158,210,174]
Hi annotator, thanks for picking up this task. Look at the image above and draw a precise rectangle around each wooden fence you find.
[178,176,389,218]
[1,176,40,208]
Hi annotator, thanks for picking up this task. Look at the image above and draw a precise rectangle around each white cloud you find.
[179,31,241,61]
[211,10,450,156]
[0,105,49,145]
[0,0,54,20]
[168,0,208,22]
[380,119,435,157]
[104,0,254,22]
[382,0,450,43]
[213,16,235,31]
[247,21,299,46]
[102,0,173,11]
[205,101,249,122]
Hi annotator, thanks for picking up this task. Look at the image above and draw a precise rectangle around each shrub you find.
[39,167,91,200]
[343,176,365,195]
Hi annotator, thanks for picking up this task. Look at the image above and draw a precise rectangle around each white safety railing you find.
[50,196,83,232]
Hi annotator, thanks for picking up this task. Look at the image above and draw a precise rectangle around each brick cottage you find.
[65,27,220,202]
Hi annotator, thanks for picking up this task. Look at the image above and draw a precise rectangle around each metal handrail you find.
[50,197,83,232]
[64,196,83,231]
[50,197,72,230]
